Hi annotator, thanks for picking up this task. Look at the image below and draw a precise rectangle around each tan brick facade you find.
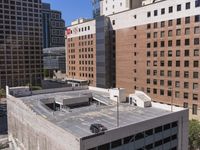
[66,34,96,86]
[116,15,200,119]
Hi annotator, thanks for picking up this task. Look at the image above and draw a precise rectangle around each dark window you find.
[186,2,190,9]
[98,143,110,150]
[135,133,144,140]
[154,10,158,16]
[177,4,181,11]
[164,124,171,130]
[155,126,162,133]
[145,129,153,137]
[172,121,178,128]
[169,6,173,13]
[177,18,181,25]
[196,0,200,7]
[147,11,151,17]
[161,8,165,15]
[155,140,163,147]
[194,38,199,45]
[195,15,200,22]
[185,17,190,24]
[111,139,122,148]
[124,135,134,144]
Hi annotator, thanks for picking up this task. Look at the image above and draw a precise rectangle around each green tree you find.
[0,88,6,98]
[189,119,200,150]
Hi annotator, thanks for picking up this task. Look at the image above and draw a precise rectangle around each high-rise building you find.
[6,86,188,150]
[42,3,65,48]
[66,0,200,119]
[0,0,43,88]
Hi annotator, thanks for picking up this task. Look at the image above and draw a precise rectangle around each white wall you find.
[109,0,200,30]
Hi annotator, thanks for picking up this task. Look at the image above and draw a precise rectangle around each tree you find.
[189,119,200,150]
[0,88,6,98]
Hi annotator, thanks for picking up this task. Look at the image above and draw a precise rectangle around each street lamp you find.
[114,95,119,127]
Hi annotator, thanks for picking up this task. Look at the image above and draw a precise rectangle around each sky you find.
[42,0,93,26]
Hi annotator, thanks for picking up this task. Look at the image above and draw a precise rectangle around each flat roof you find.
[17,89,174,139]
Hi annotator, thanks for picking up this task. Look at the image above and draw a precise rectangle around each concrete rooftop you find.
[17,89,173,139]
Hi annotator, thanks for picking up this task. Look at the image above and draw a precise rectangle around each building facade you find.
[0,0,43,88]
[42,3,65,48]
[43,47,66,77]
[6,86,188,150]
[66,0,200,118]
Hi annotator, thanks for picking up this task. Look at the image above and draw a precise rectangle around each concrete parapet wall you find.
[7,97,80,150]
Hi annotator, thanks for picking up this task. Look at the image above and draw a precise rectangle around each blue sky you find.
[42,0,93,26]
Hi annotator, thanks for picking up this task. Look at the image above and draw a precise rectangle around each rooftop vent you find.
[90,123,107,134]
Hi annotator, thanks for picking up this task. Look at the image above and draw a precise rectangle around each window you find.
[176,50,181,56]
[175,81,180,87]
[154,22,157,28]
[194,38,199,45]
[184,93,189,99]
[176,40,181,46]
[160,51,165,57]
[168,61,172,67]
[183,102,188,108]
[193,94,198,101]
[168,30,173,37]
[161,31,165,37]
[192,104,198,115]
[194,49,199,56]
[161,8,165,15]
[160,70,164,76]
[185,17,190,24]
[186,2,190,9]
[168,20,173,26]
[184,82,189,89]
[161,21,165,27]
[168,40,172,47]
[147,33,151,39]
[184,61,189,67]
[194,61,199,67]
[168,50,172,57]
[168,90,172,96]
[184,71,189,78]
[168,71,172,77]
[147,24,151,29]
[185,49,190,56]
[160,80,164,86]
[111,139,122,148]
[185,39,190,46]
[176,29,181,36]
[177,18,181,25]
[195,0,200,7]
[177,4,181,11]
[176,61,180,67]
[175,71,180,77]
[169,6,173,13]
[195,15,200,22]
[154,10,158,16]
[193,72,199,78]
[194,26,200,34]
[112,20,115,25]
[175,91,180,98]
[160,89,164,95]
[185,28,190,35]
[147,11,151,17]
[161,41,165,47]
[193,83,198,90]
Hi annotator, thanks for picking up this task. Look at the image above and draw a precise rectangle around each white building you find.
[6,86,188,150]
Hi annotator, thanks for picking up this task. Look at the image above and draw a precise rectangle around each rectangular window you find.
[192,104,198,115]
[184,93,189,99]
[177,18,181,25]
[193,94,198,101]
[176,29,181,36]
[193,72,199,78]
[175,71,180,77]
[195,0,200,7]
[185,17,190,24]
[169,6,173,13]
[194,61,199,67]
[194,38,199,45]
[195,15,200,22]
[147,11,151,17]
[185,28,190,35]
[183,102,188,108]
[186,2,190,9]
[154,10,158,16]
[168,20,173,26]
[161,8,165,15]
[194,49,199,56]
[177,4,181,11]
[194,26,200,34]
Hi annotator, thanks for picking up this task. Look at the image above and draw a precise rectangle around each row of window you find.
[147,38,200,48]
[147,70,199,79]
[147,15,200,30]
[147,60,199,68]
[147,49,199,57]
[147,26,200,39]
[147,1,200,18]
[88,121,178,150]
